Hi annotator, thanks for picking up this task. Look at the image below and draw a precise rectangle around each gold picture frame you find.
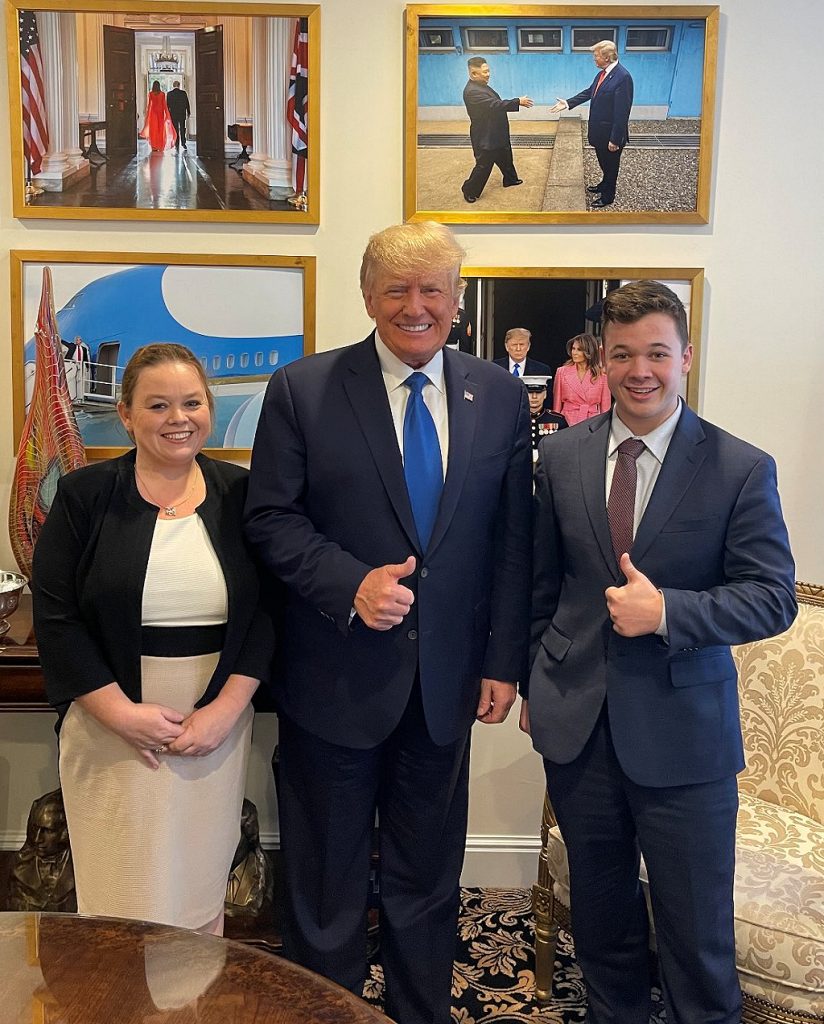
[6,0,319,223]
[459,265,704,407]
[405,5,718,224]
[11,249,316,459]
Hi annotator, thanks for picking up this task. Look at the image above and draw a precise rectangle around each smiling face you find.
[117,361,212,470]
[603,312,693,435]
[363,269,459,368]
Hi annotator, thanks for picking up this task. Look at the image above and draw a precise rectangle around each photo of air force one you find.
[22,262,306,449]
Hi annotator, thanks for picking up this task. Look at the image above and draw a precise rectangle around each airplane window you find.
[212,356,221,370]
[254,352,263,367]
[240,353,249,368]
[226,354,235,369]
[269,351,278,366]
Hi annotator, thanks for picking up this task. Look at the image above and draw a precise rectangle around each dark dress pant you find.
[172,117,186,148]
[277,681,471,1024]
[544,706,741,1024]
[592,143,622,201]
[462,145,519,200]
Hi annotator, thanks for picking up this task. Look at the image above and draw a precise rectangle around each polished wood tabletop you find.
[1,912,389,1023]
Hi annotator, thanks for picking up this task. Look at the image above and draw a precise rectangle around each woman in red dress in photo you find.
[552,332,612,426]
[140,81,176,152]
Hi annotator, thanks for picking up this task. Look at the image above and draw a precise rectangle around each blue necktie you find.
[403,372,443,550]
[512,364,520,377]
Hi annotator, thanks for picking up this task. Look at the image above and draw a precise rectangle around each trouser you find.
[277,681,471,1024]
[592,142,623,201]
[544,706,741,1024]
[462,145,519,199]
[172,118,186,147]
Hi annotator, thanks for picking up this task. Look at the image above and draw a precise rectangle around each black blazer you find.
[568,63,633,149]
[463,80,520,153]
[244,335,533,749]
[32,450,273,724]
[166,87,190,120]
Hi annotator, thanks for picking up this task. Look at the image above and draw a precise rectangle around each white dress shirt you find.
[374,332,449,480]
[606,400,683,635]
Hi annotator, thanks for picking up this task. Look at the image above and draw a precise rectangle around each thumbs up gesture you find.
[354,556,416,630]
[604,553,663,636]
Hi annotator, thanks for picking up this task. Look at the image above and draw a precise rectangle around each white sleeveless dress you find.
[59,515,254,930]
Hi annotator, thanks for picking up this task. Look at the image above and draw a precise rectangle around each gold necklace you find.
[135,464,199,518]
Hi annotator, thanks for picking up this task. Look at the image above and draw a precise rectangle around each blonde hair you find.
[593,40,618,61]
[360,222,466,298]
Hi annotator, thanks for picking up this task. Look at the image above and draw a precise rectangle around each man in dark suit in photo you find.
[493,327,552,378]
[523,280,796,1023]
[166,80,190,151]
[462,57,533,203]
[550,40,633,207]
[244,222,532,1024]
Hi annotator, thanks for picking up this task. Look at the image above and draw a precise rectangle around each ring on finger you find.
[153,745,167,754]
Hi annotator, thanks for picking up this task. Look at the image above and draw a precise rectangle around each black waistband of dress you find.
[140,624,226,657]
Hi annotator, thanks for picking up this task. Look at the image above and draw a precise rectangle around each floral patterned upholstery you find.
[534,583,824,1020]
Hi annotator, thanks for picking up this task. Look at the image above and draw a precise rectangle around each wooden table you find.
[0,594,47,710]
[1,912,388,1023]
[78,120,107,162]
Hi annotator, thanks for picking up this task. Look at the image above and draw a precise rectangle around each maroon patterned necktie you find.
[607,438,646,561]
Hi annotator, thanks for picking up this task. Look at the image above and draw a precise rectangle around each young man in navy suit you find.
[550,40,634,207]
[523,280,796,1023]
[245,222,532,1024]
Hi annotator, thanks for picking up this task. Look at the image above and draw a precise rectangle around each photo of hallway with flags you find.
[12,6,311,219]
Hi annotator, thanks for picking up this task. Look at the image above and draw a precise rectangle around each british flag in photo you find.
[286,17,308,194]
[19,10,49,176]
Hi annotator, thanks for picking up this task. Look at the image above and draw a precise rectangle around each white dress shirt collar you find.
[374,331,446,395]
[609,398,683,464]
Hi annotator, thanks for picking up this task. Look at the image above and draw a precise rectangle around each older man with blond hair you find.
[550,39,634,207]
[245,221,532,1024]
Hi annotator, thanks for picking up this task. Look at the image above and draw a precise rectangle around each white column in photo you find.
[222,16,251,134]
[76,12,113,125]
[243,16,292,200]
[34,11,90,191]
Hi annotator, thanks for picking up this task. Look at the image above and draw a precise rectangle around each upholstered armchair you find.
[533,581,824,1021]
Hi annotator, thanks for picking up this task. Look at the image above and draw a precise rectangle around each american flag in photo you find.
[19,10,49,175]
[286,17,308,193]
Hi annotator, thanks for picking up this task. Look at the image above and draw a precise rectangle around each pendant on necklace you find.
[164,506,177,517]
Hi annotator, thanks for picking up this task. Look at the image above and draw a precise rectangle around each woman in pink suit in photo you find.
[552,333,611,426]
[140,81,176,152]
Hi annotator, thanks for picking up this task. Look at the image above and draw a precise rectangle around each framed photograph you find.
[11,250,316,459]
[455,266,704,407]
[7,0,319,223]
[405,5,718,224]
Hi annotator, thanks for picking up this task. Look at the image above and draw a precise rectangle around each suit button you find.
[420,568,429,578]
[407,629,418,640]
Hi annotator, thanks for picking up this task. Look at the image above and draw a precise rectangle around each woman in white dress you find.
[32,343,273,935]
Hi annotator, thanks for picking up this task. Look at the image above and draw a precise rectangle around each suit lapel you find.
[631,406,707,564]
[342,335,420,553]
[426,349,476,556]
[579,413,617,577]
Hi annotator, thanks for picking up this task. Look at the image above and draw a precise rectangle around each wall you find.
[0,0,822,887]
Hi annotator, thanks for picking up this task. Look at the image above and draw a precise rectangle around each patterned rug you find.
[364,887,667,1022]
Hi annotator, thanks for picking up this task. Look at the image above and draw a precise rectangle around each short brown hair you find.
[360,222,466,298]
[119,343,215,419]
[602,280,689,351]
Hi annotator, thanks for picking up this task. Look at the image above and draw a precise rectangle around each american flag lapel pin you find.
[464,389,474,402]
